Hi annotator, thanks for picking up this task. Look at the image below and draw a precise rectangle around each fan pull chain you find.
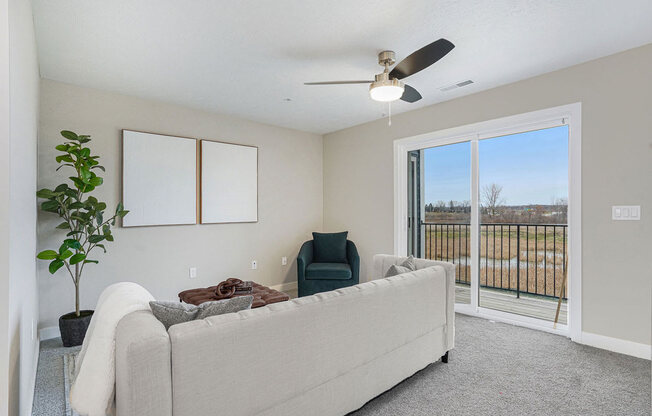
[388,102,392,126]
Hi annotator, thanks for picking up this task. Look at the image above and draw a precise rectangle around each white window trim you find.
[393,103,582,341]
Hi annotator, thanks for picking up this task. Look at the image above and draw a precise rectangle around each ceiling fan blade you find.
[390,38,455,80]
[400,84,422,103]
[304,80,372,85]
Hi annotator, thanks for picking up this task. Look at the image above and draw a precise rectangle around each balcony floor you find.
[455,284,567,324]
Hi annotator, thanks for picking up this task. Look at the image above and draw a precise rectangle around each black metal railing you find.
[423,223,567,299]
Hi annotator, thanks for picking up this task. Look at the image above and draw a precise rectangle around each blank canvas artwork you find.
[201,140,258,223]
[122,130,197,227]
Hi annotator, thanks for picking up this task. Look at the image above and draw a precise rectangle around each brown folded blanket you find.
[214,278,252,299]
[179,282,290,308]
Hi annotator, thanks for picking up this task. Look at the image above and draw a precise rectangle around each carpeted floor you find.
[32,314,650,416]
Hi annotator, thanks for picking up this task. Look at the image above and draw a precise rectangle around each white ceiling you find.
[32,0,652,134]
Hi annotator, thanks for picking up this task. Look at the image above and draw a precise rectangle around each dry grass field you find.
[423,222,567,299]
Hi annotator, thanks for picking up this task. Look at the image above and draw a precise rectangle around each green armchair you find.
[297,232,360,297]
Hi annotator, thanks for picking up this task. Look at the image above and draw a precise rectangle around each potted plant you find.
[36,130,128,347]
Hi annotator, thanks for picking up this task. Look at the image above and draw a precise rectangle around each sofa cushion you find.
[150,296,253,329]
[312,231,348,263]
[305,262,352,280]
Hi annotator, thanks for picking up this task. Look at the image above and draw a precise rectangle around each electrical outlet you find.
[281,256,287,266]
[189,267,197,279]
[251,260,258,270]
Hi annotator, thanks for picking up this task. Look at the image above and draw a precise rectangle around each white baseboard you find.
[579,332,651,360]
[39,326,60,341]
[270,281,298,294]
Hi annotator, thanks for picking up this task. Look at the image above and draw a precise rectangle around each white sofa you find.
[115,255,455,416]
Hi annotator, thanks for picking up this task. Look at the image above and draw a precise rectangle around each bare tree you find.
[481,183,505,216]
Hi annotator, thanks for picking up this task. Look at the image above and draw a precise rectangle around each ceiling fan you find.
[304,38,455,103]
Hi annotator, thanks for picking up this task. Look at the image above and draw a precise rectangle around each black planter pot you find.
[59,310,94,347]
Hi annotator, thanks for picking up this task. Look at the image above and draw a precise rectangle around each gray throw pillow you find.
[401,255,417,271]
[150,295,253,330]
[384,255,418,278]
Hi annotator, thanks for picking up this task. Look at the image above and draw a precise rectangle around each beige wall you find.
[2,0,41,415]
[323,44,652,346]
[38,79,323,328]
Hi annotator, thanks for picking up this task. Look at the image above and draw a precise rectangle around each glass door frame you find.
[393,103,582,341]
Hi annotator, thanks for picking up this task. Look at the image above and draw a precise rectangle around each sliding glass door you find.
[405,120,572,328]
[478,126,569,323]
[412,141,471,305]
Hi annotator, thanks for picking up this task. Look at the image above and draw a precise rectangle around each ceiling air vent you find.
[439,80,474,92]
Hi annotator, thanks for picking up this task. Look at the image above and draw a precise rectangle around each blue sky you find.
[424,125,568,206]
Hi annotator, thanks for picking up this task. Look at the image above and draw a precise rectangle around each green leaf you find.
[105,234,114,242]
[36,189,55,199]
[80,167,91,182]
[117,210,129,217]
[88,235,105,244]
[96,212,103,225]
[55,144,69,151]
[69,177,85,189]
[48,259,64,274]
[88,177,103,186]
[95,244,107,253]
[78,137,91,144]
[69,253,86,265]
[56,221,69,229]
[54,184,68,193]
[41,200,59,212]
[63,239,82,250]
[83,259,99,264]
[91,165,105,172]
[55,155,74,163]
[60,130,79,141]
[37,250,58,260]
[59,250,73,260]
[96,202,107,211]
[80,148,90,158]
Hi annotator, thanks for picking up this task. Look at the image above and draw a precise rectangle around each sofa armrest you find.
[116,310,172,416]
[297,240,313,282]
[346,240,360,284]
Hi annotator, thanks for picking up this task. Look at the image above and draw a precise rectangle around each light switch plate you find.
[251,260,257,270]
[189,267,197,278]
[612,205,641,220]
[281,256,288,266]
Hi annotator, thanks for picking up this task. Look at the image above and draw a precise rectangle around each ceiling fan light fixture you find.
[369,76,404,102]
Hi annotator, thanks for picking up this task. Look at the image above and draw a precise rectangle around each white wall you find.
[38,79,323,328]
[323,44,652,347]
[0,0,41,415]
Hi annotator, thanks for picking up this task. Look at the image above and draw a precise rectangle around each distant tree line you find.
[425,183,568,224]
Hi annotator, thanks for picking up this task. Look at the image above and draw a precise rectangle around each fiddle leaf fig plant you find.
[36,130,128,317]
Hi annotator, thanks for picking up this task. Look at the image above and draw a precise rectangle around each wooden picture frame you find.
[122,130,198,227]
[199,139,258,224]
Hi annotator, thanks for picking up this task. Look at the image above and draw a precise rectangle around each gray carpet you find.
[351,315,651,416]
[32,315,650,416]
[32,339,80,416]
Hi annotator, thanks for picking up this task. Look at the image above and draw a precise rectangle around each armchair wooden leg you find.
[441,351,449,363]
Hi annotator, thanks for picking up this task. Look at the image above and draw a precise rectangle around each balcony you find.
[424,222,568,323]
